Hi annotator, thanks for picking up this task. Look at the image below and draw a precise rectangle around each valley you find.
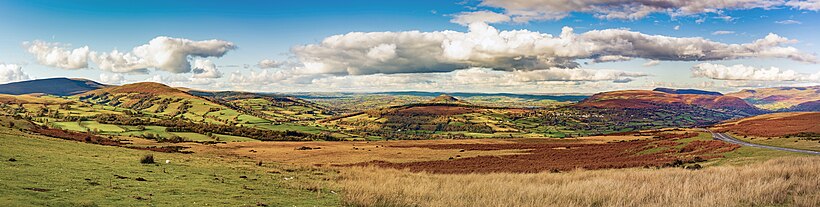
[1,78,818,206]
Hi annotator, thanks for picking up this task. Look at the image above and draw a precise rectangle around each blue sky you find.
[0,0,818,93]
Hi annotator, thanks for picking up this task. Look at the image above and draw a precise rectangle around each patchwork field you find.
[0,127,339,206]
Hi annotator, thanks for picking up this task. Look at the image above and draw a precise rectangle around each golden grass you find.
[188,139,529,166]
[338,157,820,207]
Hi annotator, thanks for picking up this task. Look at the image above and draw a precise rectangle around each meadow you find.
[0,127,339,206]
[339,157,820,207]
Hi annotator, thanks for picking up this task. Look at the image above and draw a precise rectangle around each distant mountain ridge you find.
[653,88,723,96]
[0,78,106,96]
[577,89,760,115]
[726,86,820,111]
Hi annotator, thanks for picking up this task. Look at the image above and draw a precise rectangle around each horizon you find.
[1,0,819,93]
[9,76,818,96]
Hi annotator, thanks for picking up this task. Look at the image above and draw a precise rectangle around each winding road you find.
[710,131,820,155]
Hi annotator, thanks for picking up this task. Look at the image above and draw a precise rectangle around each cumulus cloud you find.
[451,10,512,25]
[24,41,90,69]
[691,63,820,81]
[257,59,284,69]
[99,73,126,84]
[786,0,820,10]
[592,55,632,63]
[291,22,814,76]
[0,64,31,83]
[26,37,236,74]
[463,0,808,22]
[191,59,223,79]
[91,37,235,73]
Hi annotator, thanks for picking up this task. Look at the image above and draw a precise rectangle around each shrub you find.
[140,154,155,164]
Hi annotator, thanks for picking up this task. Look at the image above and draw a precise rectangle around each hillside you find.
[577,89,759,114]
[191,90,336,122]
[76,82,269,125]
[712,112,820,137]
[726,86,820,110]
[0,78,106,96]
[80,82,191,97]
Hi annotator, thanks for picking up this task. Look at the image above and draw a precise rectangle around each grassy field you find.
[339,157,820,207]
[0,128,340,206]
[734,134,820,152]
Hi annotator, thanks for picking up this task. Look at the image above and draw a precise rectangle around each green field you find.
[0,127,339,206]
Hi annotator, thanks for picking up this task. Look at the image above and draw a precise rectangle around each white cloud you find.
[643,60,661,67]
[227,67,646,92]
[98,73,126,84]
[712,30,736,35]
[451,10,512,25]
[593,55,632,63]
[27,37,236,74]
[0,64,31,83]
[91,36,236,73]
[191,59,222,79]
[24,41,90,69]
[292,22,814,76]
[673,25,680,30]
[786,0,820,10]
[468,0,794,22]
[691,63,820,81]
[257,59,284,69]
[775,20,803,24]
[366,43,398,62]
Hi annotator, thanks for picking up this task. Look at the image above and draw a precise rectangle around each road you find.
[710,131,820,155]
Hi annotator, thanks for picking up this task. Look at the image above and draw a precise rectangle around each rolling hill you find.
[712,112,820,137]
[76,82,270,125]
[0,78,106,96]
[190,90,336,122]
[726,86,820,110]
[577,89,760,114]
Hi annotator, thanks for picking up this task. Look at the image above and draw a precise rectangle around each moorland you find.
[1,78,819,206]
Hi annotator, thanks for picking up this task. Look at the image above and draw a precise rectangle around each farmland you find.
[0,80,818,206]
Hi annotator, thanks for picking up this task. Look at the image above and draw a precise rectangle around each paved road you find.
[710,131,820,155]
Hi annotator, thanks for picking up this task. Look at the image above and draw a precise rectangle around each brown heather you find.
[339,157,820,207]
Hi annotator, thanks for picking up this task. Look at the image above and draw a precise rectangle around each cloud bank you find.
[691,63,820,81]
[457,0,819,23]
[291,22,814,76]
[26,37,236,74]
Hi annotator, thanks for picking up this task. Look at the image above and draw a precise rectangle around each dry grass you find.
[188,139,529,166]
[338,157,820,207]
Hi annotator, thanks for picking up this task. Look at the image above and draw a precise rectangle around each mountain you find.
[577,89,760,114]
[726,86,820,110]
[712,112,820,137]
[653,88,723,96]
[0,78,106,96]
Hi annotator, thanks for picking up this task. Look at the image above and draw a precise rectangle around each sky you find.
[0,0,819,94]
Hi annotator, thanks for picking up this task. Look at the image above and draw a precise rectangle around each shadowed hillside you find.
[578,89,760,114]
[0,78,106,96]
[727,86,820,110]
